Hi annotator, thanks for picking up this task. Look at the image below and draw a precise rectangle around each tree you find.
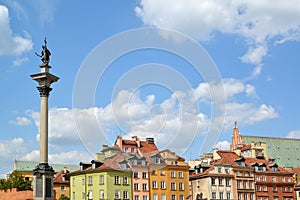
[59,195,70,200]
[0,171,32,191]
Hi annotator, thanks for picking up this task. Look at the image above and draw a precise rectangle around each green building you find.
[70,159,132,200]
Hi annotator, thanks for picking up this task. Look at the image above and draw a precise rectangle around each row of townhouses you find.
[4,123,300,200]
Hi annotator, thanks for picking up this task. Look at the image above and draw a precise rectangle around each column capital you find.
[37,86,52,97]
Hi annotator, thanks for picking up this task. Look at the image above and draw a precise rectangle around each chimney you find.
[63,167,67,174]
[132,136,141,147]
[146,137,154,144]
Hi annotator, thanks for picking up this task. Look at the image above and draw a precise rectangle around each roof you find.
[242,135,300,168]
[54,169,70,184]
[14,160,79,173]
[214,151,240,166]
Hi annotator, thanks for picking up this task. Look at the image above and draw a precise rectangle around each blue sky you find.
[0,0,300,176]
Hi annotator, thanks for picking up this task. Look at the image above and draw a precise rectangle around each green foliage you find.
[59,195,70,200]
[0,171,32,191]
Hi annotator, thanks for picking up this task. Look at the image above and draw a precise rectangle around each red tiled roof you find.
[53,169,69,184]
[214,151,240,166]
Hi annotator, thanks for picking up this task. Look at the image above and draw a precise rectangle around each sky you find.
[0,0,300,176]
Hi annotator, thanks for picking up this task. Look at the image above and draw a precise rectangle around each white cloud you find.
[286,130,300,139]
[21,150,92,165]
[27,78,278,156]
[135,0,300,74]
[9,116,31,126]
[214,140,231,150]
[0,5,32,56]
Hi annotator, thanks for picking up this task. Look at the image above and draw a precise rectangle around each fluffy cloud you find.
[214,140,231,150]
[135,0,300,74]
[21,150,92,165]
[25,78,277,157]
[286,130,300,139]
[9,116,31,126]
[0,5,32,56]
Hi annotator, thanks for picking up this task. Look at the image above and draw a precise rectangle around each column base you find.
[33,163,54,200]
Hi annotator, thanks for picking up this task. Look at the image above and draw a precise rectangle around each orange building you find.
[53,167,71,200]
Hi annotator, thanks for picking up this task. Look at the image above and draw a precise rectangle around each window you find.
[100,175,104,184]
[288,186,291,192]
[273,186,277,192]
[256,176,260,181]
[262,176,266,181]
[114,176,120,184]
[172,194,176,200]
[161,181,166,189]
[263,185,267,191]
[123,191,128,200]
[152,181,157,188]
[142,172,148,178]
[238,193,242,200]
[161,194,166,200]
[237,180,241,189]
[131,148,134,153]
[272,177,276,182]
[72,178,75,187]
[219,192,223,199]
[211,177,216,185]
[88,190,92,200]
[237,171,241,176]
[249,181,253,189]
[179,182,184,190]
[134,171,139,178]
[250,193,254,200]
[212,192,216,199]
[125,147,128,152]
[218,168,222,173]
[82,192,86,199]
[160,170,165,175]
[243,181,247,189]
[249,172,253,177]
[123,176,128,185]
[282,186,286,192]
[72,192,75,200]
[134,195,140,200]
[257,185,261,191]
[171,182,176,190]
[100,190,104,199]
[82,178,85,185]
[171,171,175,178]
[287,178,291,182]
[244,193,248,200]
[61,186,65,190]
[114,190,120,199]
[134,183,139,190]
[225,168,229,174]
[152,170,156,175]
[219,178,223,185]
[88,176,92,185]
[153,194,158,200]
[142,183,148,191]
[226,192,230,200]
[282,177,285,182]
[226,178,230,186]
[178,171,183,178]
[143,195,148,200]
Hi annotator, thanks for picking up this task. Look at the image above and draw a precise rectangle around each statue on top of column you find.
[35,38,51,65]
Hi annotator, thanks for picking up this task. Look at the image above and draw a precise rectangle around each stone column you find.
[31,64,59,200]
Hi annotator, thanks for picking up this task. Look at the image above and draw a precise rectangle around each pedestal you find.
[33,163,54,200]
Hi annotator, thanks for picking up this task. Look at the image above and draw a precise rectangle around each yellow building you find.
[149,150,190,200]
